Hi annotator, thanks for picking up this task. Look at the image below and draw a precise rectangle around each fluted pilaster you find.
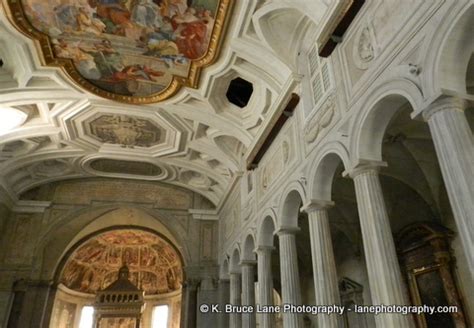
[277,227,303,328]
[256,246,275,328]
[229,272,242,328]
[241,261,257,328]
[302,200,343,328]
[423,96,474,271]
[352,167,415,328]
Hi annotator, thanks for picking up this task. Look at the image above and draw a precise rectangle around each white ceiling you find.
[0,0,342,208]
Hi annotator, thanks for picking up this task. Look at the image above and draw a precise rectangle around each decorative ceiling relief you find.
[60,229,182,295]
[352,23,377,70]
[89,158,163,176]
[86,114,165,148]
[5,0,232,103]
[33,159,73,177]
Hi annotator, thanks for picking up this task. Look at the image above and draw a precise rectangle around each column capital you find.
[183,278,201,289]
[240,260,257,267]
[275,226,300,236]
[254,245,275,253]
[422,96,468,122]
[301,199,334,213]
[344,160,387,179]
[229,270,242,276]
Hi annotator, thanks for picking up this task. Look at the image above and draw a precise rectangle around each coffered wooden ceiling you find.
[0,0,352,208]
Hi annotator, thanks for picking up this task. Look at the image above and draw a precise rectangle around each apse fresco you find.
[6,0,231,103]
[60,229,182,294]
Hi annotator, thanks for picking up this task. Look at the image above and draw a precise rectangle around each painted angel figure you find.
[131,0,163,28]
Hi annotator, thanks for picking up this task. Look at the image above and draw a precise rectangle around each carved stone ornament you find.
[353,24,376,70]
[4,0,233,104]
[260,138,290,192]
[304,93,336,144]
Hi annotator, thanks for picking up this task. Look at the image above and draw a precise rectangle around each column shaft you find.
[424,99,474,271]
[307,207,343,328]
[257,247,274,328]
[278,229,303,328]
[229,273,242,328]
[181,280,198,328]
[218,279,230,328]
[241,263,256,328]
[353,169,415,327]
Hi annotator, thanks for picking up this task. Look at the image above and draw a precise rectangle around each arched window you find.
[152,305,169,328]
[308,44,332,108]
[78,306,94,328]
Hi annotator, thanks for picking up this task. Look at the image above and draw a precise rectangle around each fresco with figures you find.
[6,0,231,102]
[60,229,183,294]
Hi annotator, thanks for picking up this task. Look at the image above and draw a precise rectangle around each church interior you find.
[0,0,473,327]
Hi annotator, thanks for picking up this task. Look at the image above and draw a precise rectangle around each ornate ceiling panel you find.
[61,103,185,156]
[60,229,182,295]
[4,0,232,103]
[0,0,344,207]
[86,114,166,148]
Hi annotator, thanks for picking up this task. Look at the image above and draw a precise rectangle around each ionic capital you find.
[422,96,467,122]
[343,160,387,179]
[275,226,300,236]
[301,199,334,213]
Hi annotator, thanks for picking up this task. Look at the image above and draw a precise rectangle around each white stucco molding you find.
[12,200,51,213]
[188,209,219,221]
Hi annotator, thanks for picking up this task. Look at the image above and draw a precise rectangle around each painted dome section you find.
[6,0,231,103]
[60,229,182,295]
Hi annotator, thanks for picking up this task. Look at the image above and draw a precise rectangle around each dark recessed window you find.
[0,59,3,67]
[226,78,253,108]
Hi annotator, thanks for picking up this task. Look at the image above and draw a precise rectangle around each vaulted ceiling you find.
[0,0,347,208]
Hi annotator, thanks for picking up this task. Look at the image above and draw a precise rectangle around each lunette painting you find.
[5,0,231,103]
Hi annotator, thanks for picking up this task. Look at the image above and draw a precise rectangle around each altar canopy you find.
[93,265,145,328]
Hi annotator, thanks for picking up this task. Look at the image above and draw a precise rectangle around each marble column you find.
[7,279,56,328]
[277,227,303,328]
[423,96,474,272]
[218,278,230,328]
[6,280,27,328]
[351,166,415,328]
[229,272,242,328]
[256,246,275,328]
[181,279,199,328]
[241,261,257,328]
[301,200,343,328]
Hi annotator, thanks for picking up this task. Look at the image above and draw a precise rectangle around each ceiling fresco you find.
[5,0,232,103]
[60,229,182,295]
